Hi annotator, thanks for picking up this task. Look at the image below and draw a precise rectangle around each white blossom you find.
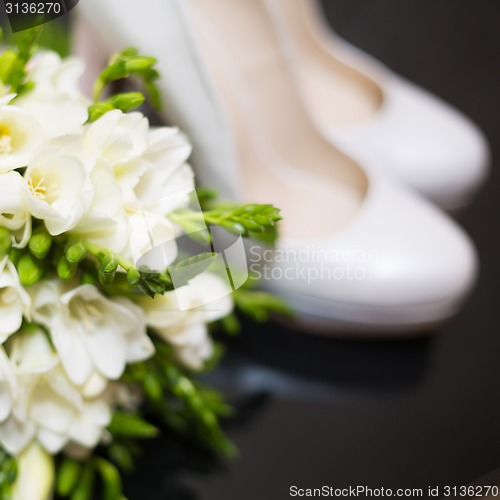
[27,51,85,98]
[85,110,149,165]
[24,136,93,235]
[117,126,195,215]
[0,106,44,173]
[0,257,30,343]
[138,273,233,370]
[0,330,112,456]
[71,159,130,256]
[30,281,155,386]
[0,171,32,247]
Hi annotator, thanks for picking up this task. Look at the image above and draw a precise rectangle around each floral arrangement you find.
[0,29,285,499]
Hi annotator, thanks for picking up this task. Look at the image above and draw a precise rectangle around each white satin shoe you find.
[76,0,478,333]
[264,0,490,211]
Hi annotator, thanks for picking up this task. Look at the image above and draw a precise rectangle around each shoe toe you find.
[383,80,490,210]
[331,78,490,210]
[271,176,478,331]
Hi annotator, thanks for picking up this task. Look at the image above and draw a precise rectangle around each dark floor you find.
[120,1,500,498]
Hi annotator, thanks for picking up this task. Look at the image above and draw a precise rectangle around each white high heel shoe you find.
[264,0,490,211]
[76,0,478,333]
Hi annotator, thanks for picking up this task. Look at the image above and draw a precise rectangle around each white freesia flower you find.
[85,110,149,165]
[116,126,194,214]
[0,330,112,455]
[27,51,85,99]
[0,171,32,247]
[24,137,93,235]
[0,257,30,342]
[0,106,44,172]
[30,281,155,386]
[0,346,16,424]
[0,48,240,492]
[85,110,195,212]
[128,210,178,269]
[18,51,89,137]
[16,93,89,138]
[76,111,196,266]
[71,160,130,256]
[12,441,54,500]
[138,273,233,370]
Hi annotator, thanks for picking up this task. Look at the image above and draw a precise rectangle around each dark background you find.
[122,1,500,499]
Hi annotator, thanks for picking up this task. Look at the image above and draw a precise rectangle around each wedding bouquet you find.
[0,29,284,499]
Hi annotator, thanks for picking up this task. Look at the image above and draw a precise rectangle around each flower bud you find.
[66,240,87,264]
[100,61,128,82]
[57,257,77,281]
[12,442,54,500]
[110,92,145,112]
[88,102,115,122]
[142,280,164,296]
[17,254,44,286]
[29,227,52,259]
[0,226,12,256]
[99,254,119,286]
[125,56,157,72]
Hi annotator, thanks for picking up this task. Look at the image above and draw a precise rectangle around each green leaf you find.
[144,79,161,109]
[169,252,215,287]
[94,458,122,500]
[107,443,135,472]
[56,459,81,497]
[123,342,237,457]
[234,289,293,322]
[143,372,163,402]
[195,187,218,209]
[3,27,42,93]
[219,312,241,335]
[108,411,159,439]
[12,26,42,63]
[15,80,35,97]
[171,203,282,243]
[70,462,94,500]
[0,449,18,495]
[169,210,212,245]
[0,51,22,85]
